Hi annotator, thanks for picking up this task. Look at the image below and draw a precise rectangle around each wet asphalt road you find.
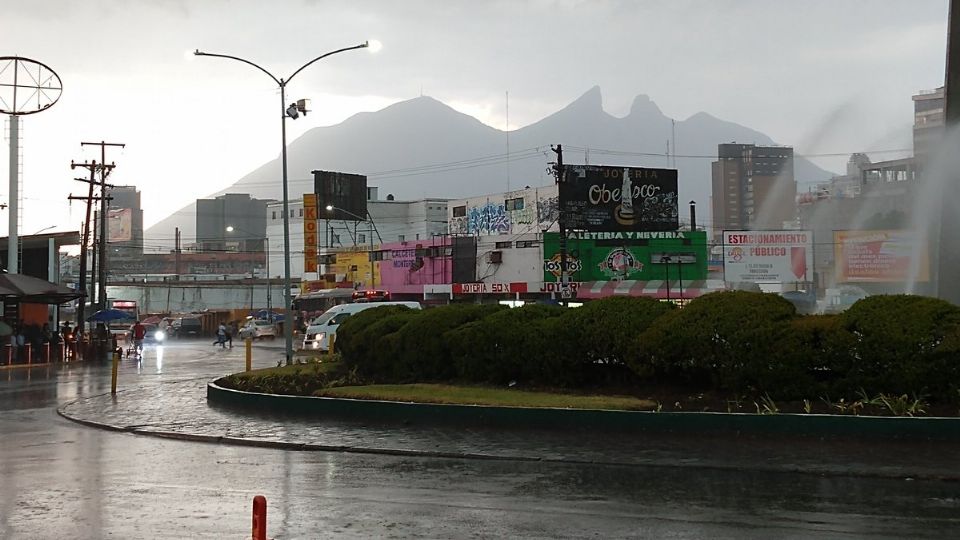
[1,340,959,539]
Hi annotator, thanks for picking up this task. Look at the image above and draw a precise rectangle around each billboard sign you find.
[834,230,929,283]
[107,208,132,242]
[722,230,813,283]
[543,230,707,282]
[313,170,368,222]
[559,165,679,232]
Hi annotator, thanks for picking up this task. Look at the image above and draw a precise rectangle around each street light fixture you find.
[195,41,377,365]
[226,225,271,318]
[325,205,378,288]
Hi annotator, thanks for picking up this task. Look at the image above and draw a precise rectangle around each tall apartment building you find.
[913,86,945,167]
[107,185,144,275]
[711,143,795,240]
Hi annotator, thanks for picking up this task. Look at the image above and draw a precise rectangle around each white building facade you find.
[266,194,450,281]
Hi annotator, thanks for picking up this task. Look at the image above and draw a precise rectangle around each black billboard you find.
[313,170,368,222]
[559,165,678,232]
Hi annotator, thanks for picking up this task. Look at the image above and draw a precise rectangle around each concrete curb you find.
[207,380,960,441]
[56,390,960,481]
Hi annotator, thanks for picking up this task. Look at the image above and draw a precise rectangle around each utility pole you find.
[81,141,124,311]
[174,227,182,280]
[552,144,569,305]
[69,161,114,327]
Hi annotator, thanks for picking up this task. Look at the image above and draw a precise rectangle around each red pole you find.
[252,495,267,540]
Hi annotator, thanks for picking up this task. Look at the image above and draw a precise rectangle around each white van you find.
[302,301,422,351]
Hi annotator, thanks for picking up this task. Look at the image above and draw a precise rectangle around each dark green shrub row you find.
[334,293,960,403]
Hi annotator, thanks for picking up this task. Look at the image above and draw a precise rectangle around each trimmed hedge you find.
[392,304,506,382]
[339,308,423,381]
[448,304,566,385]
[332,292,960,403]
[840,295,960,397]
[641,291,800,396]
[336,305,418,363]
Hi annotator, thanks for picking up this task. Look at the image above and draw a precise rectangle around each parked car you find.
[302,301,422,351]
[170,317,203,338]
[239,319,277,340]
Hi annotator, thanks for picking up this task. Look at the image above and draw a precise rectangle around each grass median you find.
[221,363,656,411]
[314,384,657,411]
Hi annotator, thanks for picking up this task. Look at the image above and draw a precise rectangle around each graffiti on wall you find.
[451,193,560,236]
[537,196,559,226]
[468,203,511,235]
[450,216,468,235]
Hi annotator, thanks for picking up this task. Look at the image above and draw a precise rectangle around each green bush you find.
[641,291,799,395]
[784,315,856,398]
[335,305,417,361]
[220,362,339,395]
[340,310,423,382]
[929,327,960,403]
[565,296,675,372]
[448,304,565,385]
[392,304,506,382]
[841,295,960,398]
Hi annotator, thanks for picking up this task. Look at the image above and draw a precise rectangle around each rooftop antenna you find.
[506,90,510,192]
[672,119,677,168]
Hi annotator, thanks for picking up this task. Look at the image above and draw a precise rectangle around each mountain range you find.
[146,86,834,246]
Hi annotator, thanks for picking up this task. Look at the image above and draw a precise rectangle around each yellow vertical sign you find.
[303,193,318,273]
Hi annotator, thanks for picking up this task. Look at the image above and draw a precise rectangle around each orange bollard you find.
[252,495,267,540]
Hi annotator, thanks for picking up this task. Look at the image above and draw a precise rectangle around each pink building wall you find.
[377,237,452,295]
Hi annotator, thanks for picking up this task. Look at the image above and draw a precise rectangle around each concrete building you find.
[107,185,144,275]
[196,193,271,253]
[711,143,796,241]
[913,86,945,167]
[266,191,450,282]
[447,185,560,237]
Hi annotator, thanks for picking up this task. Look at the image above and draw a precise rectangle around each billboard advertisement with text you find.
[834,230,929,283]
[723,230,813,283]
[559,165,679,232]
[543,231,707,283]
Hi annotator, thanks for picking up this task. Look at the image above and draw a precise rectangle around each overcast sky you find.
[0,0,949,236]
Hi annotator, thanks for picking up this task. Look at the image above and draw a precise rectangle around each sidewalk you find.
[59,377,960,481]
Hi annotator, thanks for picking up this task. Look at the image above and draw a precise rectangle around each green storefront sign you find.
[543,231,708,282]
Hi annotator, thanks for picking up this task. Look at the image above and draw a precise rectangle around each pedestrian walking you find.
[213,323,227,348]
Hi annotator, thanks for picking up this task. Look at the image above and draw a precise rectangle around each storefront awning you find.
[575,280,726,300]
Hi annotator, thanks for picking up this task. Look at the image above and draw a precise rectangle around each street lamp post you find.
[226,226,270,319]
[326,205,377,288]
[660,255,672,301]
[195,41,377,365]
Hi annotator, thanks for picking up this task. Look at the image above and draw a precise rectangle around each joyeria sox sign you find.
[559,165,679,232]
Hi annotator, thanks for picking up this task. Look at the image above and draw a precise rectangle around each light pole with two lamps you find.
[225,225,271,319]
[194,40,380,364]
[324,205,379,288]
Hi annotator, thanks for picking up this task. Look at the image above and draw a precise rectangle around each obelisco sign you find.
[0,57,62,274]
